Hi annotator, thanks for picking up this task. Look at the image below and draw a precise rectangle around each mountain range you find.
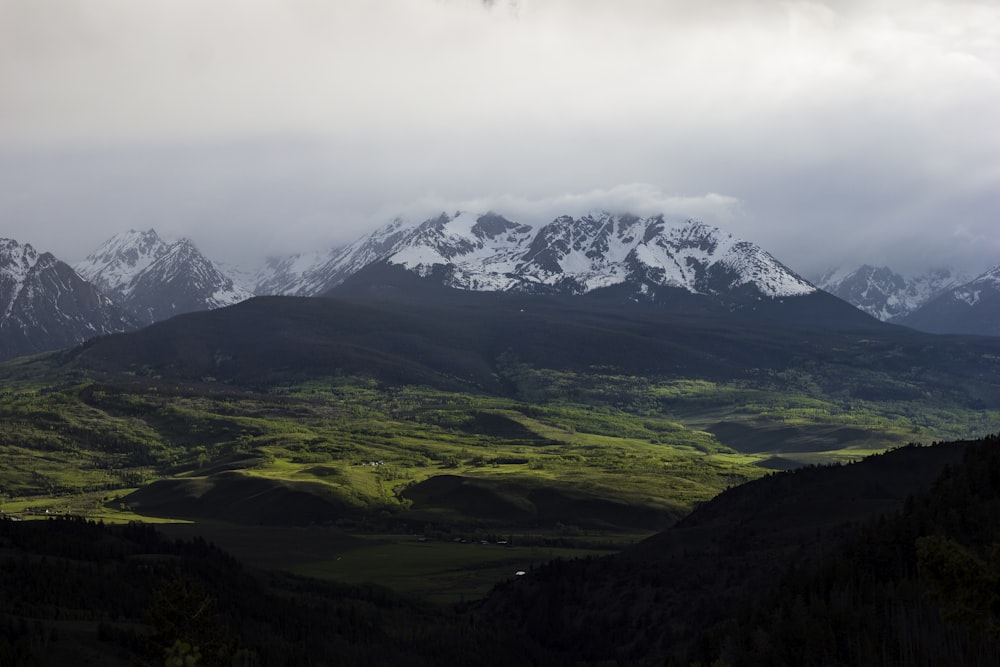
[2,213,998,360]
[250,211,817,302]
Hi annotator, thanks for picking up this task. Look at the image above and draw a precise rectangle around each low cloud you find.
[385,185,741,229]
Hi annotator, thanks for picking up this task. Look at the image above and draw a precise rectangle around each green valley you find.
[3,293,1000,607]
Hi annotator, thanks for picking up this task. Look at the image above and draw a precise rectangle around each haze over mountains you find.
[1,212,998,360]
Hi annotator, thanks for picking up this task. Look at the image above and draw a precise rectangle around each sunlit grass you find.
[3,366,997,534]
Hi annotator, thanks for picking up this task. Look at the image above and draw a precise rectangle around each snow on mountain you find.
[75,229,170,299]
[248,249,334,296]
[242,218,415,297]
[816,265,971,321]
[122,239,253,323]
[955,264,1000,298]
[295,210,816,301]
[78,230,252,324]
[895,263,1000,336]
[384,211,814,299]
[389,211,536,290]
[1,238,137,360]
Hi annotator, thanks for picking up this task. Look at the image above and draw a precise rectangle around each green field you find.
[4,355,1000,601]
[4,371,997,522]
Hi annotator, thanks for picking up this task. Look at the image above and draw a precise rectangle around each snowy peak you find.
[372,211,815,300]
[247,250,329,297]
[896,263,1000,336]
[79,231,252,324]
[1,237,137,360]
[518,212,642,279]
[390,211,533,282]
[249,211,816,303]
[817,265,970,321]
[946,264,1000,309]
[275,216,419,296]
[965,263,1000,288]
[0,238,40,319]
[623,218,814,298]
[75,228,170,297]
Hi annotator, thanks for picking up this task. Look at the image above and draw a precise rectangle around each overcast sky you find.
[1,0,998,278]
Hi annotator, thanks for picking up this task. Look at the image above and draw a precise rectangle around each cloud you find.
[384,185,741,228]
[1,0,998,276]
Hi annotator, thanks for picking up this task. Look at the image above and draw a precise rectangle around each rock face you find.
[816,265,969,321]
[76,230,252,324]
[0,238,137,360]
[260,211,816,303]
[895,264,1000,336]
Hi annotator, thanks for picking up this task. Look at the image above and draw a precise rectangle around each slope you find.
[476,435,1000,665]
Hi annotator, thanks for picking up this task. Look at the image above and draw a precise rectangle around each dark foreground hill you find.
[4,435,1000,665]
[0,517,557,666]
[475,434,1000,665]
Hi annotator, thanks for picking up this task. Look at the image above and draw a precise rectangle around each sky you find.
[1,0,998,278]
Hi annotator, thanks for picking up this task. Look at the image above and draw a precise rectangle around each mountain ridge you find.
[256,211,817,306]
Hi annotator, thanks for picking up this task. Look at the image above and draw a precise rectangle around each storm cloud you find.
[1,0,997,277]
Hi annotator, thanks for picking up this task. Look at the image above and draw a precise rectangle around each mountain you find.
[896,263,1000,336]
[73,228,168,298]
[0,238,137,360]
[76,229,252,324]
[245,249,336,296]
[249,217,420,296]
[263,211,817,306]
[815,264,969,321]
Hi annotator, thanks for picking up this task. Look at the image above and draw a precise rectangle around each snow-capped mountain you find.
[74,229,168,298]
[249,217,419,297]
[264,211,816,303]
[816,265,970,321]
[246,249,333,297]
[896,264,1000,336]
[1,238,137,360]
[76,230,252,324]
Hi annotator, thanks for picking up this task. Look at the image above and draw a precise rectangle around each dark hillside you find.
[476,436,1000,665]
[0,516,558,666]
[45,287,1000,409]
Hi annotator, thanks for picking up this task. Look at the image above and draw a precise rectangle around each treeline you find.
[0,516,560,666]
[679,433,1000,666]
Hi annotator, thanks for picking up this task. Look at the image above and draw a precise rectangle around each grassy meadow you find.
[4,360,1000,601]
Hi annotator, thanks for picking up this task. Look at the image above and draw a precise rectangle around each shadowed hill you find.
[122,471,360,525]
[34,286,1000,408]
[0,516,559,666]
[399,474,681,530]
[476,437,984,664]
